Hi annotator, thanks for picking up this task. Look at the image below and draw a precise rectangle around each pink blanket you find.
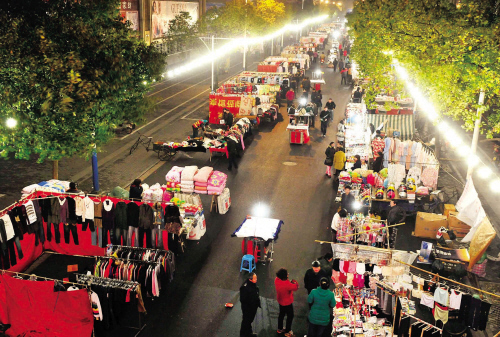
[194,167,214,183]
[166,166,184,183]
[208,171,227,188]
[194,182,208,187]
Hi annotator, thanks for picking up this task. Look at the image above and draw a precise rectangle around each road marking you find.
[282,162,297,166]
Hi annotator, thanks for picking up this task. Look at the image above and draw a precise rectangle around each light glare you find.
[6,118,17,128]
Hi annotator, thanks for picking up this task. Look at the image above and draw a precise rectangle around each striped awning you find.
[365,114,414,141]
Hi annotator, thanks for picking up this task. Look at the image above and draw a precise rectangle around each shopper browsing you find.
[286,88,295,107]
[129,179,143,200]
[274,268,299,336]
[304,261,328,295]
[240,273,261,337]
[331,208,347,243]
[340,185,355,215]
[333,147,346,179]
[307,278,336,337]
[324,142,335,177]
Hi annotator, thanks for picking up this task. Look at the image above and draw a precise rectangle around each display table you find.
[209,147,229,161]
[287,124,310,144]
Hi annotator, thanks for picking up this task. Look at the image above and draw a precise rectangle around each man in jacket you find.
[340,68,348,85]
[340,185,355,215]
[387,200,406,248]
[240,273,261,337]
[333,58,338,72]
[275,268,299,335]
[192,119,207,138]
[319,107,330,137]
[227,138,238,171]
[325,98,336,123]
[286,88,295,107]
[317,252,333,279]
[223,109,234,130]
[353,87,362,103]
[304,261,328,294]
[302,77,311,95]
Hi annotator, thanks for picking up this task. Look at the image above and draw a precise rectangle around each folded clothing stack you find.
[166,166,184,187]
[207,171,228,195]
[194,166,214,195]
[181,165,199,193]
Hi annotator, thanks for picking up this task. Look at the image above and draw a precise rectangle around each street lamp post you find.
[198,36,217,91]
[466,89,485,180]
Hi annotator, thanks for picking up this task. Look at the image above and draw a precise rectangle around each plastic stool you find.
[240,254,256,273]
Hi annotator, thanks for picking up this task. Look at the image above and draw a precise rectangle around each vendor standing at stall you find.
[340,185,355,215]
[387,200,406,248]
[192,119,207,138]
[223,108,234,130]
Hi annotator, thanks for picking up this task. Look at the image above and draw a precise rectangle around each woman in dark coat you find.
[372,152,384,173]
[129,179,143,200]
[324,142,335,178]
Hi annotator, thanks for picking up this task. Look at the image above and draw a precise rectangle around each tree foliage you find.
[165,12,198,53]
[347,0,500,136]
[199,0,288,37]
[0,0,166,162]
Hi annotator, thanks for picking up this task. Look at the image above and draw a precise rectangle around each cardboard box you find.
[448,211,471,238]
[414,212,448,239]
[444,204,456,218]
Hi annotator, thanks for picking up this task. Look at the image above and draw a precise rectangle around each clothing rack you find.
[107,244,171,254]
[0,269,88,288]
[96,255,162,265]
[394,259,500,299]
[401,312,442,333]
[75,273,139,290]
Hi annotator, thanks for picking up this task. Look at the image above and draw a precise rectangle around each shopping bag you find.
[217,188,231,214]
[198,211,206,236]
[187,222,200,240]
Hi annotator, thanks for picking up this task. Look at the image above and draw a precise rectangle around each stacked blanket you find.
[193,167,214,194]
[165,166,184,191]
[207,171,228,195]
[180,165,198,193]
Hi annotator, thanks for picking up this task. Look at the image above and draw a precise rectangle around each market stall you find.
[287,105,313,144]
[257,56,309,73]
[232,216,283,265]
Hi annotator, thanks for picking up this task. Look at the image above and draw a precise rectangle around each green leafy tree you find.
[255,0,286,29]
[347,0,500,136]
[165,12,198,53]
[0,0,166,162]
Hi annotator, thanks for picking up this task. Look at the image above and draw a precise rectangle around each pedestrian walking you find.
[331,208,347,243]
[192,119,207,138]
[316,89,323,109]
[227,139,239,171]
[338,59,344,72]
[275,268,299,336]
[325,98,336,122]
[307,278,336,337]
[301,89,308,102]
[343,49,347,60]
[340,68,347,85]
[320,52,325,64]
[324,142,335,177]
[319,107,330,137]
[347,66,353,84]
[333,58,338,72]
[353,87,362,103]
[302,77,311,94]
[333,147,346,179]
[286,88,295,107]
[240,273,260,337]
[304,261,328,295]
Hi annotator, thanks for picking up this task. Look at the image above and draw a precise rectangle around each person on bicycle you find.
[192,119,208,138]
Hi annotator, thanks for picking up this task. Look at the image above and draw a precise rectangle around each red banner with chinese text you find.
[209,95,242,124]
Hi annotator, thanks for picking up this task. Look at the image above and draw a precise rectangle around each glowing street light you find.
[6,118,17,129]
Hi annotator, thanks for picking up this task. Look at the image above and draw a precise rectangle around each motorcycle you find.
[114,121,136,135]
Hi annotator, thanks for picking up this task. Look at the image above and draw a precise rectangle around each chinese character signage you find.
[119,0,139,31]
[209,95,242,124]
[152,1,199,39]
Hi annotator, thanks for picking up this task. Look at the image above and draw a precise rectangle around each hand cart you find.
[231,216,283,265]
[152,142,177,161]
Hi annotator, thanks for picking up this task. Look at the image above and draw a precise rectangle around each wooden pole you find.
[394,259,500,299]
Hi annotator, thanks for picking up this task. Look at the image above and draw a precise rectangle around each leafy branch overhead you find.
[0,0,166,162]
[347,0,500,137]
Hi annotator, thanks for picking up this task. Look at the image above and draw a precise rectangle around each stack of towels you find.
[180,166,199,193]
[207,171,228,195]
[165,166,184,191]
[193,167,214,194]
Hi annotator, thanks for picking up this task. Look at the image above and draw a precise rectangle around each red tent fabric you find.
[0,275,93,337]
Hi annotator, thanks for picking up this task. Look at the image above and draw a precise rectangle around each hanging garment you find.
[433,287,449,306]
[420,292,435,308]
[433,302,449,324]
[449,290,462,310]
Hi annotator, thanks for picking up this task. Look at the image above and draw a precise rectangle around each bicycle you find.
[129,132,152,155]
[416,187,459,214]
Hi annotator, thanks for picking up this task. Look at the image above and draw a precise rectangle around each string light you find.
[391,59,500,190]
[166,15,329,78]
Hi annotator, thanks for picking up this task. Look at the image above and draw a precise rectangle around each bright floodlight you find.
[468,155,479,168]
[300,98,307,105]
[353,201,361,210]
[252,203,270,218]
[6,118,17,128]
[477,166,492,178]
[490,179,500,192]
[316,70,321,75]
[333,31,340,38]
[458,145,470,157]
